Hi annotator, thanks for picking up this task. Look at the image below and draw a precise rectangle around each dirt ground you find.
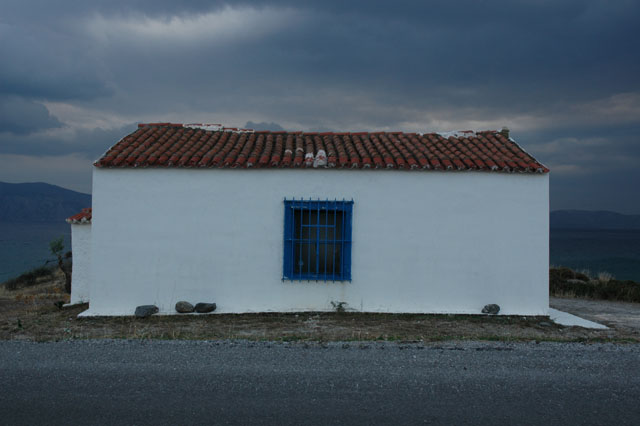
[1,275,639,343]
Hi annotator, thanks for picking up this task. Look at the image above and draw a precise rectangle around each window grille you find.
[283,199,353,281]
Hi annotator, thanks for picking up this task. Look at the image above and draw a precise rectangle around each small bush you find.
[575,270,591,281]
[555,267,576,281]
[331,301,347,313]
[2,266,55,291]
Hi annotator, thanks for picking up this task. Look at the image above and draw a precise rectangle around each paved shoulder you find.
[551,297,640,331]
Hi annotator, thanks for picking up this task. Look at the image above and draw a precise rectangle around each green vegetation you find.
[49,237,64,258]
[49,236,72,294]
[550,267,640,303]
[330,301,347,313]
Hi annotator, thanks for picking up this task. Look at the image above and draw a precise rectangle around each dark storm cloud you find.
[0,0,638,210]
[0,18,113,101]
[519,123,640,213]
[3,0,638,108]
[0,123,136,158]
[0,97,61,134]
[55,0,637,134]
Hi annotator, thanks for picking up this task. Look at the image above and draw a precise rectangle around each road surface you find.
[1,340,639,425]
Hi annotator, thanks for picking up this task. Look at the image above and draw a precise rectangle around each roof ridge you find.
[137,123,506,137]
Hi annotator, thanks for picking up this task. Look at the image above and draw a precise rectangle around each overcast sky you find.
[1,0,639,212]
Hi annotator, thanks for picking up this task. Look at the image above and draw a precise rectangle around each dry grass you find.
[0,284,636,344]
[1,271,638,343]
[597,271,615,283]
[2,266,57,291]
[4,302,631,343]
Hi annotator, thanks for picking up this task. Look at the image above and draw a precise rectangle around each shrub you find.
[50,237,71,294]
[555,267,576,281]
[575,270,591,281]
[3,266,55,291]
[550,267,640,303]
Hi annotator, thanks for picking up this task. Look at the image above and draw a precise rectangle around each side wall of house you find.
[85,168,549,316]
[70,223,91,304]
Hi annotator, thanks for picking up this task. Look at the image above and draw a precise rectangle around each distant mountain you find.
[0,182,91,223]
[551,210,640,230]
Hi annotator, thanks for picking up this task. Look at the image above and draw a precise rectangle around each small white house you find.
[74,123,549,316]
[66,207,92,305]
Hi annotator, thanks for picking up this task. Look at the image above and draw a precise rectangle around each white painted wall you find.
[70,223,91,304]
[83,168,549,316]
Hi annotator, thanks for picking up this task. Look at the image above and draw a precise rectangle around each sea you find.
[550,229,640,281]
[0,224,639,283]
[0,222,71,283]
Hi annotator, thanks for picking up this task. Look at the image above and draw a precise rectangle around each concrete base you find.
[63,302,88,309]
[549,308,609,329]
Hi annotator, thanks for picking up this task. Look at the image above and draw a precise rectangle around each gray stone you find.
[567,279,587,284]
[175,301,194,313]
[539,321,553,327]
[194,303,217,313]
[482,304,500,315]
[135,305,159,318]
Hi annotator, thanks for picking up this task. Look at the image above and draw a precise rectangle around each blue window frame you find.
[283,199,353,281]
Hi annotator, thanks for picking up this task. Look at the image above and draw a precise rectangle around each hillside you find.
[551,210,640,230]
[0,182,91,222]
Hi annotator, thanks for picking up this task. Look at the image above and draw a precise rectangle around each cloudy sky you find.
[1,0,638,212]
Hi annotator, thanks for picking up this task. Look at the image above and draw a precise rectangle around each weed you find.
[330,301,347,313]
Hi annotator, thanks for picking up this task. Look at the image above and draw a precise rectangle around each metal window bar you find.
[284,198,352,281]
[340,199,345,278]
[324,202,328,280]
[332,199,336,280]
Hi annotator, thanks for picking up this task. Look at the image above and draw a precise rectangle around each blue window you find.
[283,199,353,281]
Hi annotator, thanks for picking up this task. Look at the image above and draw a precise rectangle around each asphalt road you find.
[1,340,639,426]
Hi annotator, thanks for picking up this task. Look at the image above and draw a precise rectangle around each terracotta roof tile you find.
[66,208,92,224]
[94,124,549,173]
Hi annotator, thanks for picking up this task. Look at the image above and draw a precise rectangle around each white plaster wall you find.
[70,223,91,304]
[84,168,549,316]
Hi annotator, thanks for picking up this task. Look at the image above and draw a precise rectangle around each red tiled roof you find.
[66,208,92,224]
[94,123,548,173]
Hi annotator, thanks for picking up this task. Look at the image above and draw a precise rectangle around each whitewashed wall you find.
[70,223,91,304]
[83,168,549,316]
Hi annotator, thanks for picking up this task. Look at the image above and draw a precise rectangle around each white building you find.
[72,123,550,316]
[66,207,92,305]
